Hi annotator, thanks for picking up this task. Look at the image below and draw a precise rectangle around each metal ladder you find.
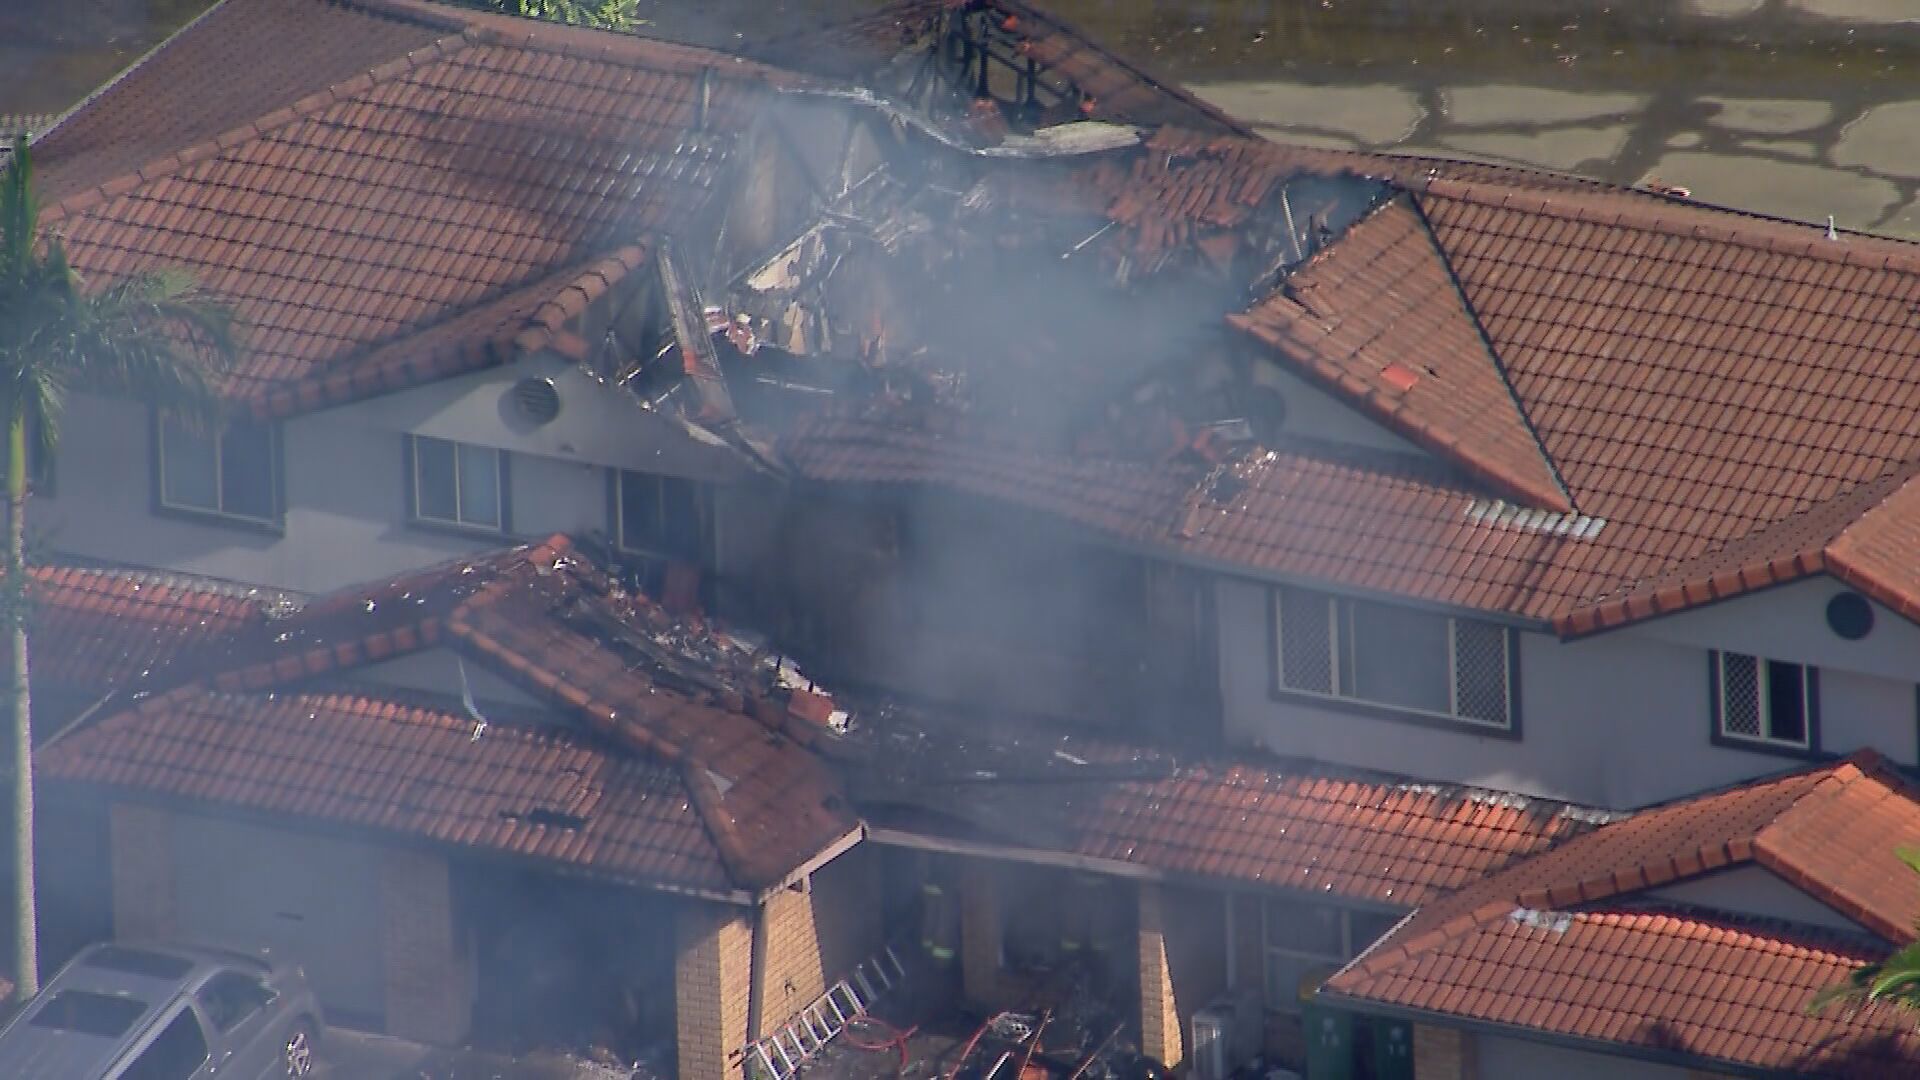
[744,945,908,1080]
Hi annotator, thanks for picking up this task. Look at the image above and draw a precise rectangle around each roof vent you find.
[512,377,562,425]
[1826,590,1874,641]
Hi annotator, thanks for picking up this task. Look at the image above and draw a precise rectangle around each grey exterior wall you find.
[1476,1034,1696,1080]
[35,353,746,594]
[1647,865,1868,935]
[1218,574,1920,810]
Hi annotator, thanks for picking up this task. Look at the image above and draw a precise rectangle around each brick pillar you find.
[1137,883,1183,1069]
[677,903,753,1080]
[958,862,1002,1007]
[757,885,826,1032]
[379,848,468,1045]
[108,802,175,941]
[1412,1024,1475,1080]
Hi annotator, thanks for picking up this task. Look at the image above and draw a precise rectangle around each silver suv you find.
[0,942,323,1079]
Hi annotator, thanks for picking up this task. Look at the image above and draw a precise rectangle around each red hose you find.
[844,1016,919,1073]
[945,1012,1007,1080]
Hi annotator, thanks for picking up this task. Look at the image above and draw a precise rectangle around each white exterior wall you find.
[34,353,746,594]
[1218,575,1920,811]
[1476,1034,1696,1080]
[1647,865,1866,935]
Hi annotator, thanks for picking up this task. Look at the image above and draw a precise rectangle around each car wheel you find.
[282,1021,317,1078]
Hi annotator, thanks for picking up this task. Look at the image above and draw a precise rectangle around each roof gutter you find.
[754,822,866,904]
[1314,992,1787,1080]
[867,826,1164,881]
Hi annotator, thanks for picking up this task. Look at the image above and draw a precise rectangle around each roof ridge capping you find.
[1413,173,1920,276]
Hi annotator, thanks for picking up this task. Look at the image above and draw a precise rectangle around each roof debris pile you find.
[43,536,858,895]
[839,703,1613,907]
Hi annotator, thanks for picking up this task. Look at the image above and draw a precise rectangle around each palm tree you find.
[1813,847,1920,1019]
[0,135,232,1000]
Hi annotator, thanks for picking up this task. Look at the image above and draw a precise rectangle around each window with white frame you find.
[1272,585,1515,728]
[613,469,703,561]
[156,414,280,525]
[1262,899,1398,1010]
[1712,651,1816,751]
[408,435,505,531]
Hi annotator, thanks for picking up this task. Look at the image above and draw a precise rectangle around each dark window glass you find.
[219,419,277,520]
[159,416,278,522]
[1766,659,1808,744]
[28,991,146,1036]
[159,417,219,512]
[618,470,701,560]
[413,436,458,522]
[119,1009,209,1080]
[197,971,273,1033]
[1345,599,1449,713]
[411,436,501,529]
[456,442,501,528]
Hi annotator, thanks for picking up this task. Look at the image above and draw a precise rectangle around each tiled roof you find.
[783,417,1621,618]
[849,711,1607,907]
[1230,197,1567,512]
[23,563,272,687]
[40,687,730,892]
[1324,754,1920,1075]
[35,0,795,416]
[45,536,856,894]
[1065,756,1604,907]
[751,0,1249,135]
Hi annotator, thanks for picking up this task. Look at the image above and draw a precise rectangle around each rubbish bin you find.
[1370,1018,1414,1080]
[1297,968,1352,1080]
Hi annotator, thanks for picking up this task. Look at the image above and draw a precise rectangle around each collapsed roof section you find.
[41,536,859,898]
[839,704,1615,908]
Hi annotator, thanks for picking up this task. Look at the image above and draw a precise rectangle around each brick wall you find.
[1137,883,1184,1068]
[1413,1023,1476,1080]
[677,902,753,1080]
[759,885,827,1029]
[108,802,176,941]
[379,847,469,1044]
[755,847,884,1035]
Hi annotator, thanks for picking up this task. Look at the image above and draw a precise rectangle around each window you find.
[1712,651,1816,751]
[1262,900,1398,1010]
[1272,586,1515,729]
[156,414,280,524]
[197,971,274,1033]
[408,435,506,531]
[29,990,147,1036]
[614,469,703,561]
[118,1009,209,1080]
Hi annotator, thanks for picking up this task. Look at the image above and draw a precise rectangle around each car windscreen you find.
[80,947,194,981]
[27,991,147,1037]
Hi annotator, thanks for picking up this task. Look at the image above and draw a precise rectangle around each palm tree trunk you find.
[6,411,35,1001]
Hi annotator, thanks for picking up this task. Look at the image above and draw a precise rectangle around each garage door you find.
[169,813,387,1028]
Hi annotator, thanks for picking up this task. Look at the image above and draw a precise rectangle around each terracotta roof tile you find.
[40,686,730,893]
[852,712,1607,906]
[45,536,855,894]
[20,563,271,688]
[35,0,795,416]
[1325,754,1920,1075]
[1232,197,1567,511]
